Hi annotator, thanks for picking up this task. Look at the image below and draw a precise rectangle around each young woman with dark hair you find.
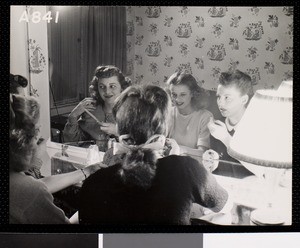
[63,65,131,151]
[79,84,228,225]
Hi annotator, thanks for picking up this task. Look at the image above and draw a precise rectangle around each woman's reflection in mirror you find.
[63,65,131,151]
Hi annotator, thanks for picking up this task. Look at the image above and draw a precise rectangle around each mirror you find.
[47,6,293,151]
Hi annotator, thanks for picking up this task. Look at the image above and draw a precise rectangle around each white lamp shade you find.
[228,89,292,169]
[277,80,293,97]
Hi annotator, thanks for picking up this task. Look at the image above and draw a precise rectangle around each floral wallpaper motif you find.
[28,38,46,74]
[126,6,293,90]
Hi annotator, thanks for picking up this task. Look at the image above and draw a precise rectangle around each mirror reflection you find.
[48,6,127,149]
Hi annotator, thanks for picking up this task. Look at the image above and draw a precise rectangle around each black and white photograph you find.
[9,6,293,226]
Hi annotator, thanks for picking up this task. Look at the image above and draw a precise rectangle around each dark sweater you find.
[79,155,228,225]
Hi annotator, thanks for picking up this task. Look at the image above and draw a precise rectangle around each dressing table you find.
[41,140,292,226]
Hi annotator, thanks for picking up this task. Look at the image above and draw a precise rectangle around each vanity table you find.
[196,174,292,225]
[41,141,292,226]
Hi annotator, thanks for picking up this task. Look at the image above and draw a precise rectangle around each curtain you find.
[80,6,127,98]
[48,6,82,104]
[48,6,127,105]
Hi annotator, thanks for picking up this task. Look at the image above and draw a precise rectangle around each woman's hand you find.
[165,138,180,155]
[100,122,118,136]
[202,149,219,172]
[84,162,106,177]
[208,117,231,147]
[69,98,97,119]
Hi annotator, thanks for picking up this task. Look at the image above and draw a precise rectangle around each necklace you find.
[102,105,114,123]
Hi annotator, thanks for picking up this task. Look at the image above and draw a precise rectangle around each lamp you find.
[228,81,292,225]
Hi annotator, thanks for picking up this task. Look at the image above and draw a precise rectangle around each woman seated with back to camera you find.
[166,72,212,161]
[9,94,70,224]
[10,74,100,194]
[63,65,131,151]
[78,84,229,225]
[9,94,101,224]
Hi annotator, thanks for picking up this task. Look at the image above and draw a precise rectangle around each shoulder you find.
[9,172,52,204]
[159,155,206,172]
[195,109,213,119]
[10,172,48,192]
[193,109,213,127]
[81,164,121,189]
[158,155,209,183]
[193,109,213,125]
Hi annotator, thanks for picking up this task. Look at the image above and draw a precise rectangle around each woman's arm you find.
[99,122,118,136]
[179,145,208,164]
[179,144,207,157]
[63,116,90,142]
[63,98,97,142]
[39,163,101,194]
[189,158,229,212]
[208,118,232,148]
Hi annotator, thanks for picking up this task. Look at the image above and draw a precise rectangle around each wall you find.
[10,6,51,141]
[126,6,136,82]
[126,6,293,91]
[10,6,30,88]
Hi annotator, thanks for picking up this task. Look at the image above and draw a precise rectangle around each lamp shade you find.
[277,80,293,97]
[228,88,292,169]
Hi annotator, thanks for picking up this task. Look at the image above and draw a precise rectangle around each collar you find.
[225,118,238,133]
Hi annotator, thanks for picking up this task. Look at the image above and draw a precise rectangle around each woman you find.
[9,94,100,224]
[9,74,101,194]
[63,65,131,151]
[166,72,212,159]
[9,94,70,224]
[79,85,228,225]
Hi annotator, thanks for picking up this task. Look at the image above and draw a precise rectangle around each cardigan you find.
[9,171,69,224]
[63,104,115,151]
[79,155,228,225]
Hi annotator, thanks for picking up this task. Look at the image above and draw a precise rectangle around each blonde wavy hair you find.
[10,94,40,172]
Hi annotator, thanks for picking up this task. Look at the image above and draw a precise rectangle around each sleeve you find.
[196,110,213,149]
[63,115,90,143]
[23,182,70,224]
[188,157,229,212]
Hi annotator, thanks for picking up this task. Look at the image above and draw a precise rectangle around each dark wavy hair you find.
[89,65,131,105]
[10,95,40,172]
[219,69,254,105]
[112,85,171,189]
[166,72,209,110]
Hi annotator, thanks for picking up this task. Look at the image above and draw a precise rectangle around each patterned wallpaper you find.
[126,6,293,91]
